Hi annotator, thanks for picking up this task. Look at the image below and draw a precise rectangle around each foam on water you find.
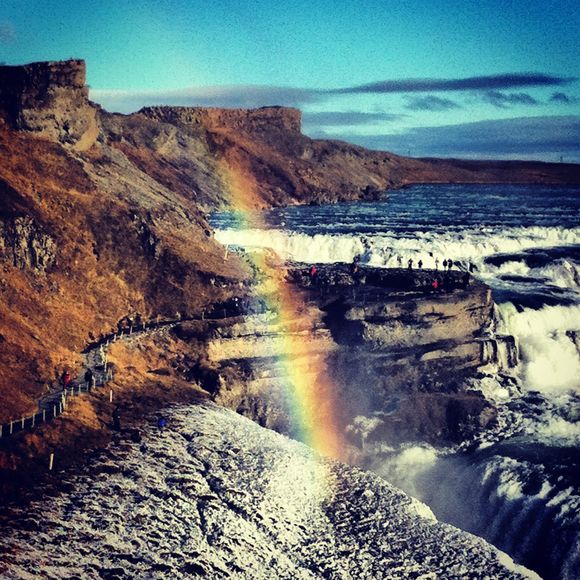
[215,225,579,271]
[498,303,580,394]
[373,444,579,580]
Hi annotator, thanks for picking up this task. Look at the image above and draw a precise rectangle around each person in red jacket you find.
[61,369,72,391]
[309,265,318,285]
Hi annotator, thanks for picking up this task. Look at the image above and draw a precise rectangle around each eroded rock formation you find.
[0,60,99,150]
[175,264,517,447]
[0,216,57,273]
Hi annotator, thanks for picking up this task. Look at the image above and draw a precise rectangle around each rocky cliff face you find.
[0,60,99,151]
[177,265,516,447]
[140,105,302,136]
[0,216,57,273]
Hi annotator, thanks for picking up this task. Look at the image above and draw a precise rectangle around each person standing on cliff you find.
[443,259,447,270]
[418,259,423,269]
[448,259,454,270]
[309,265,318,285]
[408,259,413,269]
[112,406,122,431]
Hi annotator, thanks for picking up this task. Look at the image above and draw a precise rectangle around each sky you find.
[1,0,579,161]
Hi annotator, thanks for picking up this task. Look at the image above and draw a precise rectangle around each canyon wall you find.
[177,265,516,447]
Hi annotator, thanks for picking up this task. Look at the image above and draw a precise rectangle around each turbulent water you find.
[212,184,580,579]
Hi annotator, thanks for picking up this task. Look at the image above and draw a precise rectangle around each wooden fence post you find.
[32,414,35,427]
[21,416,24,429]
[49,452,54,471]
[109,389,113,403]
[9,421,13,434]
[42,409,46,423]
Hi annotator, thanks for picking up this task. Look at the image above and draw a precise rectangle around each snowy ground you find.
[0,403,537,579]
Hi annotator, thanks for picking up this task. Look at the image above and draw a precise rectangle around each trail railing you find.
[0,366,114,440]
[0,306,252,441]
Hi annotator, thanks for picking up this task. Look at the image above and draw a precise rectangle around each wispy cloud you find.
[331,116,580,162]
[481,91,539,108]
[550,91,577,104]
[302,111,404,127]
[91,72,576,114]
[327,73,575,95]
[404,96,460,111]
[0,22,15,44]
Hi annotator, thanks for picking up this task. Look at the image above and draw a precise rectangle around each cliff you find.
[0,60,99,151]
[171,265,515,447]
[0,58,573,443]
[140,105,302,135]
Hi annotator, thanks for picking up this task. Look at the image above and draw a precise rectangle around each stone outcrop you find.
[140,105,302,136]
[0,216,57,273]
[180,264,516,446]
[0,60,99,150]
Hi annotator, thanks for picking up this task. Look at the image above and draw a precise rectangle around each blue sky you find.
[1,0,579,161]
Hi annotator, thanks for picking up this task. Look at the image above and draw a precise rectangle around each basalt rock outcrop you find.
[0,60,99,151]
[0,215,57,273]
[181,264,517,447]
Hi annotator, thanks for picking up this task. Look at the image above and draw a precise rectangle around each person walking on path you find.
[84,368,94,392]
[443,259,447,270]
[447,259,453,270]
[397,256,403,268]
[435,257,440,270]
[408,259,413,270]
[61,369,72,391]
[418,259,423,269]
[112,406,122,431]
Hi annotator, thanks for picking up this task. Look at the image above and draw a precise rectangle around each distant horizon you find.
[2,0,579,162]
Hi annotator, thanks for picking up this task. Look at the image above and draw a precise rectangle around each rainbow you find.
[215,155,345,460]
